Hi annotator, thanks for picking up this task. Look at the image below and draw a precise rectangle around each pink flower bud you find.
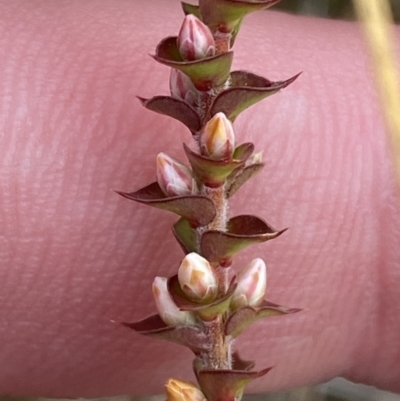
[153,277,196,326]
[156,153,193,197]
[177,15,215,61]
[231,258,267,310]
[169,69,198,106]
[178,253,218,302]
[200,112,235,160]
[165,379,207,401]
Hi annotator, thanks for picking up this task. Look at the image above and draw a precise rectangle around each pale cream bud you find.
[178,253,218,302]
[156,153,193,197]
[177,15,215,61]
[165,378,207,401]
[231,258,267,310]
[200,112,235,160]
[153,277,196,326]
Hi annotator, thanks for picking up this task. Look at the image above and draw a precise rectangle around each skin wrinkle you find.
[0,0,400,397]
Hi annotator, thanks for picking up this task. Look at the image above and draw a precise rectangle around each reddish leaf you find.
[197,367,272,401]
[231,351,255,371]
[226,163,264,198]
[168,274,237,321]
[232,143,254,160]
[225,300,302,338]
[181,2,202,18]
[138,96,201,133]
[199,0,281,32]
[154,36,233,91]
[172,218,198,254]
[116,182,216,226]
[123,314,209,353]
[184,143,252,188]
[201,215,287,264]
[210,71,301,121]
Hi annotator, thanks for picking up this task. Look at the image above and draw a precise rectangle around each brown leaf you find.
[201,215,287,264]
[225,300,302,338]
[138,96,202,133]
[123,314,210,353]
[116,182,216,226]
[197,367,272,401]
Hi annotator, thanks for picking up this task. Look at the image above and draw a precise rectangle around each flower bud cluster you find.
[231,258,267,310]
[156,153,193,197]
[152,253,219,327]
[177,15,215,61]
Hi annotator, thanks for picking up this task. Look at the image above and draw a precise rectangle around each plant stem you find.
[201,316,231,370]
[194,31,233,373]
[214,32,231,54]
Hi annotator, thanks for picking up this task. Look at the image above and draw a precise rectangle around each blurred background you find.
[2,1,398,401]
[275,0,400,21]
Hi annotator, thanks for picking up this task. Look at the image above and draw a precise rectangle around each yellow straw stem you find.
[353,0,400,193]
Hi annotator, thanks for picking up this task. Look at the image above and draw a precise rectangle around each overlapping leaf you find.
[123,314,209,353]
[138,96,202,133]
[168,274,237,321]
[116,182,216,226]
[173,218,198,254]
[184,142,254,187]
[181,2,243,48]
[154,36,233,91]
[201,215,287,264]
[199,0,281,32]
[225,300,302,338]
[210,71,301,121]
[226,162,265,198]
[197,367,272,401]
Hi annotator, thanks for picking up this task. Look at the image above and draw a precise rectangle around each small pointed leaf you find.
[232,142,254,160]
[225,300,302,338]
[181,2,202,18]
[116,182,216,226]
[197,367,272,401]
[172,218,198,254]
[199,0,281,32]
[168,275,237,321]
[226,163,264,198]
[154,36,233,91]
[230,18,243,47]
[138,96,201,133]
[123,314,209,353]
[201,215,287,263]
[184,143,253,187]
[232,351,255,371]
[210,71,301,121]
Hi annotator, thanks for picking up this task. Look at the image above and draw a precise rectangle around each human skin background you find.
[1,0,400,397]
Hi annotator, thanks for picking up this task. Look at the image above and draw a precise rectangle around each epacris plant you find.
[118,1,302,400]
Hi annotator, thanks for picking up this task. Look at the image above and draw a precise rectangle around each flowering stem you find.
[201,316,231,370]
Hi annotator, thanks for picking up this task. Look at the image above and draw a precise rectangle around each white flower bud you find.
[231,258,267,310]
[177,15,215,61]
[178,253,218,302]
[200,112,235,160]
[156,153,193,197]
[165,378,207,401]
[152,277,196,326]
